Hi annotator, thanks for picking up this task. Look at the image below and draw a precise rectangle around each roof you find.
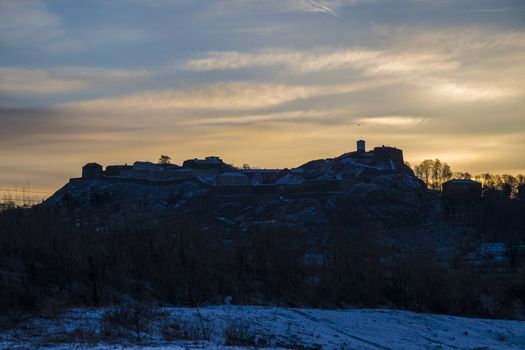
[243,169,280,174]
[106,164,132,168]
[445,179,480,185]
[218,172,246,177]
[83,162,102,167]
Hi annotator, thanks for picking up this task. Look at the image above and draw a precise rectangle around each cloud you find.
[0,0,63,46]
[280,0,362,15]
[59,82,364,113]
[0,68,87,95]
[357,116,428,128]
[0,67,150,95]
[207,0,367,17]
[182,48,459,76]
[473,8,510,13]
[178,110,337,126]
[428,81,519,102]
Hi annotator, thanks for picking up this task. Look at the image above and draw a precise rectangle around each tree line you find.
[413,159,525,196]
[0,206,523,322]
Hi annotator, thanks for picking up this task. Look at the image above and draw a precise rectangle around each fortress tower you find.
[357,139,366,152]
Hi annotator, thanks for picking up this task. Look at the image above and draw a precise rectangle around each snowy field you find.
[1,305,524,349]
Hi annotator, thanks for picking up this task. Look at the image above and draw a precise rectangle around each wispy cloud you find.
[60,82,365,113]
[0,67,150,95]
[357,116,428,128]
[474,8,510,13]
[182,48,459,76]
[0,68,87,95]
[428,81,519,102]
[0,0,63,46]
[207,0,367,17]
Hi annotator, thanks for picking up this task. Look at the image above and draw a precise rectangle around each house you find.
[442,179,482,221]
[243,169,280,185]
[442,179,482,200]
[480,242,506,257]
[465,242,508,266]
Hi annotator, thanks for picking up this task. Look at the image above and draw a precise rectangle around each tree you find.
[480,173,494,188]
[501,174,517,198]
[454,172,472,180]
[158,155,171,164]
[414,159,452,190]
[414,160,433,188]
[517,174,525,186]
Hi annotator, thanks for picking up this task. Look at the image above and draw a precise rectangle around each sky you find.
[1,0,525,198]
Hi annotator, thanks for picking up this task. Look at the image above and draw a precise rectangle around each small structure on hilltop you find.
[442,179,482,222]
[373,146,404,169]
[82,163,103,179]
[182,156,233,171]
[357,139,366,152]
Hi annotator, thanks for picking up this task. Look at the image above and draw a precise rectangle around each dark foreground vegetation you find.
[1,199,524,326]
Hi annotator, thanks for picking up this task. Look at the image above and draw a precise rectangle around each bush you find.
[101,304,160,340]
[224,321,267,347]
[161,311,213,340]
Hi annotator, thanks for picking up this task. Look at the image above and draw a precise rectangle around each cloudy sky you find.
[1,0,524,196]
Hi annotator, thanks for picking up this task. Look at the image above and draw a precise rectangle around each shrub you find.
[161,312,213,340]
[224,321,267,347]
[101,304,160,340]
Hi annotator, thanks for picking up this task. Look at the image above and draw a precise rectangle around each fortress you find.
[79,141,406,193]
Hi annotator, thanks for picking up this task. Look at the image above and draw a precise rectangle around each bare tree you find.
[414,160,433,187]
[414,159,451,190]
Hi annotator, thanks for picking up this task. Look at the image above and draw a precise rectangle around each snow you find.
[1,306,524,349]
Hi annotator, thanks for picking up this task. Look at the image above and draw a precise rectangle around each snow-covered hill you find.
[2,306,524,349]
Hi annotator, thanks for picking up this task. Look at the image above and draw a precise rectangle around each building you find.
[442,179,482,200]
[216,172,250,186]
[372,146,404,168]
[105,164,133,176]
[82,163,103,179]
[442,179,482,222]
[357,139,366,152]
[182,156,233,170]
[133,161,159,172]
[243,169,280,185]
[466,242,508,266]
[479,242,506,257]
